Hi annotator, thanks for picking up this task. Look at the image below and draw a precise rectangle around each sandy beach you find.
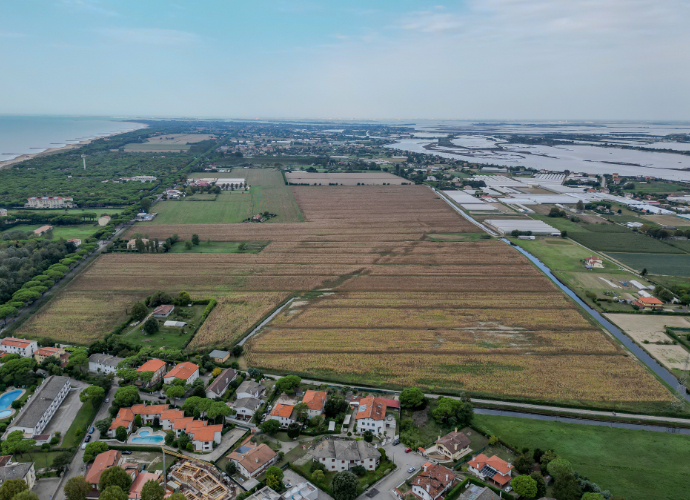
[0,123,147,170]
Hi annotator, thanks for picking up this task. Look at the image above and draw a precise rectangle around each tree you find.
[530,472,546,499]
[232,345,243,357]
[0,479,27,500]
[540,450,557,470]
[99,486,128,500]
[80,385,105,406]
[552,473,582,500]
[287,422,301,439]
[52,451,73,474]
[431,398,473,427]
[140,198,153,213]
[182,397,212,416]
[114,385,141,408]
[207,401,231,423]
[143,317,159,335]
[192,234,200,246]
[135,415,143,427]
[115,426,128,442]
[399,387,426,409]
[2,430,36,457]
[312,470,324,484]
[265,466,284,491]
[576,200,585,212]
[83,441,109,463]
[274,375,301,394]
[65,476,91,500]
[184,240,193,250]
[363,430,373,442]
[139,371,154,385]
[14,492,39,500]
[178,291,192,305]
[332,471,358,500]
[225,461,237,475]
[292,402,309,423]
[131,302,148,322]
[350,465,366,477]
[95,418,112,435]
[168,495,186,500]
[141,480,165,500]
[641,268,648,276]
[514,453,534,475]
[261,419,281,435]
[324,397,349,418]
[212,367,222,377]
[149,291,173,308]
[99,466,132,492]
[547,458,573,481]
[166,385,186,401]
[511,475,537,499]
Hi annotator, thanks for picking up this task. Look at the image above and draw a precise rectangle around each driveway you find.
[45,381,90,440]
[33,478,61,500]
[356,443,427,500]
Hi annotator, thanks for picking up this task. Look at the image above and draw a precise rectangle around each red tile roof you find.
[132,404,169,416]
[1,338,34,348]
[160,409,184,421]
[165,362,199,380]
[469,454,514,476]
[191,424,223,442]
[413,464,455,499]
[302,390,326,411]
[138,359,166,373]
[356,396,387,421]
[173,417,195,430]
[153,304,174,316]
[270,404,294,418]
[637,296,663,305]
[110,408,135,430]
[85,450,120,484]
[129,472,162,499]
[35,347,64,357]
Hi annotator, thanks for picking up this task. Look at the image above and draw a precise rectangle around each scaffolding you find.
[170,460,232,500]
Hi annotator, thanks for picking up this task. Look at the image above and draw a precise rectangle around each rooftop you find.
[88,353,124,368]
[356,396,387,421]
[313,439,381,461]
[166,362,199,380]
[232,397,261,411]
[12,375,70,429]
[270,404,294,418]
[85,450,120,484]
[301,390,326,411]
[436,429,471,452]
[0,463,34,482]
[0,338,35,348]
[137,359,166,373]
[206,368,237,395]
[236,444,277,473]
[209,350,230,358]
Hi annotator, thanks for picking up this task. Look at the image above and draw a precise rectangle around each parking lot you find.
[44,380,89,439]
[356,442,427,500]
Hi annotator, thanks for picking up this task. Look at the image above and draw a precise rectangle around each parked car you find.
[81,443,88,450]
[407,467,416,473]
[122,451,132,455]
[405,448,412,453]
[105,398,110,403]
[89,427,95,434]
[158,394,166,400]
[505,487,512,493]
[392,439,400,446]
[84,435,92,443]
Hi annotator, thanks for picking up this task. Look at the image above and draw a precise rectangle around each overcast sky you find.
[1,0,689,120]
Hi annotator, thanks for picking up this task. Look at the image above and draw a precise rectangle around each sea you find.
[0,115,146,163]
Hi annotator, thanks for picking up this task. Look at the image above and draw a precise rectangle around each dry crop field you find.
[17,185,673,406]
[285,172,407,185]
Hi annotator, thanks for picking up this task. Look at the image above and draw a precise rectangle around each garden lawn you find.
[14,451,64,469]
[62,400,99,448]
[473,414,688,500]
[120,304,207,349]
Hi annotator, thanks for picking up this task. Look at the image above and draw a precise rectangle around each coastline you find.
[0,122,148,170]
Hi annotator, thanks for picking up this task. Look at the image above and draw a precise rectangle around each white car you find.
[505,486,512,493]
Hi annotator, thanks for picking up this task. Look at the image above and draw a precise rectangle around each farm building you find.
[484,219,558,235]
[209,350,230,363]
[33,225,53,236]
[633,296,664,311]
[152,304,174,318]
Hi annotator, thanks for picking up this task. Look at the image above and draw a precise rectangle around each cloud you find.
[397,11,464,33]
[60,0,120,17]
[94,28,200,46]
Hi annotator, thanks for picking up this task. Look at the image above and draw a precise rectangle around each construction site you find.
[169,460,235,500]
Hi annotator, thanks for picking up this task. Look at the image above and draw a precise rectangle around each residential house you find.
[128,471,163,499]
[98,215,111,226]
[137,359,167,385]
[633,296,664,311]
[173,417,195,437]
[8,376,71,437]
[164,362,199,385]
[0,209,6,217]
[88,353,124,374]
[0,338,38,358]
[67,238,82,247]
[160,409,185,430]
[236,380,265,399]
[468,454,513,488]
[152,305,174,318]
[312,439,380,472]
[435,429,472,461]
[188,424,223,452]
[33,225,53,236]
[85,450,121,488]
[206,368,237,399]
[584,256,604,269]
[126,238,149,250]
[0,459,36,489]
[131,404,169,425]
[411,463,456,500]
[229,442,277,478]
[269,404,296,428]
[302,390,326,418]
[231,397,261,421]
[109,408,135,438]
[26,196,74,209]
[209,350,230,363]
[34,346,66,364]
[457,485,499,500]
[355,397,393,435]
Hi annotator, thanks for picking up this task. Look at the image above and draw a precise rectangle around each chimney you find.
[426,485,430,493]
[445,475,448,482]
[454,428,457,433]
[437,435,441,442]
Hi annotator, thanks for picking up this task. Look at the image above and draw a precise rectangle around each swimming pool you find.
[131,430,165,444]
[0,390,23,418]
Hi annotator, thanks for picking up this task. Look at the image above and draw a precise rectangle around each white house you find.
[0,461,36,489]
[231,398,261,421]
[7,376,71,437]
[88,353,123,375]
[411,464,456,500]
[164,362,199,385]
[355,397,389,435]
[188,424,223,452]
[205,369,237,399]
[236,380,265,400]
[268,404,296,428]
[301,390,326,418]
[0,338,38,358]
[230,443,277,479]
[312,440,380,472]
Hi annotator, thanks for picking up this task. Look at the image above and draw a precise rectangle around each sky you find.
[1,0,689,120]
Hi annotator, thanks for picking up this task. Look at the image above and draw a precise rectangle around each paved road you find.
[356,442,427,500]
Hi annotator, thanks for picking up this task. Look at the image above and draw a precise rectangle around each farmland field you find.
[607,252,690,277]
[285,172,407,185]
[123,143,191,152]
[474,414,688,500]
[19,185,674,408]
[142,169,303,224]
[168,241,268,253]
[568,231,684,253]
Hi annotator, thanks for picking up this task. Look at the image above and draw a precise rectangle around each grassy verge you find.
[474,413,688,500]
[62,400,99,448]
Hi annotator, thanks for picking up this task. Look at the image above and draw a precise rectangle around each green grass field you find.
[627,180,690,194]
[9,208,123,216]
[120,304,207,350]
[474,414,688,500]
[124,143,190,151]
[184,193,218,201]
[568,232,685,253]
[14,451,63,469]
[531,214,586,233]
[169,241,268,253]
[145,168,303,224]
[1,224,99,240]
[63,400,99,448]
[509,237,625,273]
[607,252,690,277]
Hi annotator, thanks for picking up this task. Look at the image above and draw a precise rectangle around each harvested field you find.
[19,185,673,406]
[285,172,406,185]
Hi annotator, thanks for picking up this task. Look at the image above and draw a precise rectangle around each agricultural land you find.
[285,171,407,185]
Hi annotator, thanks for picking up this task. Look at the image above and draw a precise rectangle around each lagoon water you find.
[0,116,145,163]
